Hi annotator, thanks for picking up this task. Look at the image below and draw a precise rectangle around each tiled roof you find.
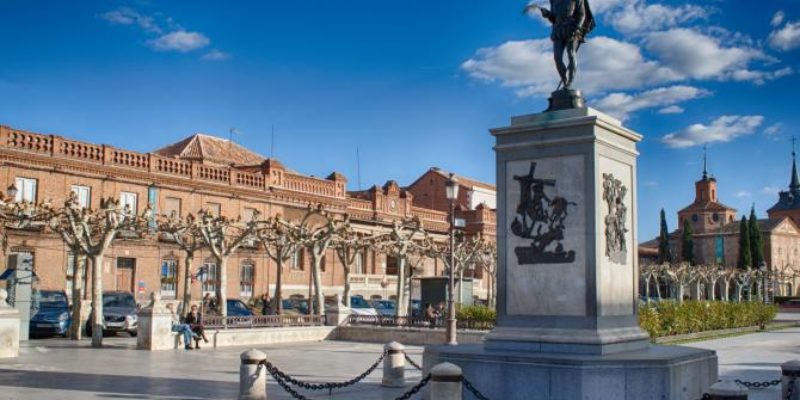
[424,167,496,191]
[678,200,736,214]
[153,134,266,166]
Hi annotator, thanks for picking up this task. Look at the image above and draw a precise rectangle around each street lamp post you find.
[445,173,459,346]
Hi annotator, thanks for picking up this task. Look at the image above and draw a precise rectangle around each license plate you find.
[106,322,123,328]
[36,323,52,328]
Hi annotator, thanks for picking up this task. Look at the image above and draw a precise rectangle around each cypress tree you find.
[738,217,752,269]
[658,209,671,264]
[748,206,765,269]
[681,219,694,264]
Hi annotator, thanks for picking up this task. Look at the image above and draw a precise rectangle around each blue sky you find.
[1,1,799,241]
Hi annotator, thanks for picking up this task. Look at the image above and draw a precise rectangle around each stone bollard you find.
[382,341,406,387]
[707,380,748,400]
[325,294,351,327]
[0,289,20,358]
[239,349,267,400]
[782,359,800,400]
[430,362,462,400]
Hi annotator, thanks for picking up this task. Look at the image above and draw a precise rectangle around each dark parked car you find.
[85,291,138,337]
[370,299,397,317]
[29,290,71,337]
[227,299,254,317]
[281,299,309,315]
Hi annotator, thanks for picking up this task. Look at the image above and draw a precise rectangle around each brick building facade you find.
[0,125,496,304]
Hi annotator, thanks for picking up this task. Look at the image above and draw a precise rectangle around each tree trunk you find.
[343,266,352,308]
[274,257,283,315]
[181,254,194,315]
[217,256,228,317]
[90,255,104,348]
[311,256,324,315]
[676,285,684,304]
[694,281,702,300]
[69,254,85,340]
[708,280,716,301]
[395,255,407,317]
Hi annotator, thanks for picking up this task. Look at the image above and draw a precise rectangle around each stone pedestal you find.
[325,294,351,327]
[136,293,174,351]
[423,107,717,399]
[0,289,20,358]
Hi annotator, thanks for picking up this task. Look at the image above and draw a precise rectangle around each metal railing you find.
[347,314,494,330]
[202,314,326,329]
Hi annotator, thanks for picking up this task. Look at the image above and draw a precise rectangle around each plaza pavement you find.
[2,322,800,400]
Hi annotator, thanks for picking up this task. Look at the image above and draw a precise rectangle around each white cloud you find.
[770,21,800,51]
[594,85,710,120]
[645,29,776,82]
[659,105,684,114]
[608,2,707,35]
[772,11,786,27]
[643,180,659,187]
[462,36,678,96]
[765,123,783,136]
[735,191,752,198]
[763,186,782,195]
[99,7,161,34]
[662,115,764,148]
[202,50,231,61]
[148,31,210,53]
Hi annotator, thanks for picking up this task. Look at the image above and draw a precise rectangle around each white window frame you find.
[160,258,178,298]
[201,262,219,296]
[291,249,303,271]
[71,185,91,209]
[120,192,138,214]
[14,177,37,203]
[354,251,366,275]
[165,197,182,218]
[240,262,254,298]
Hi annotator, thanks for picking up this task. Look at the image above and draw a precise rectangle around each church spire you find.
[791,137,800,192]
[702,145,708,180]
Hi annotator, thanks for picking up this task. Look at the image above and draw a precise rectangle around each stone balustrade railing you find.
[0,125,452,230]
[0,126,341,198]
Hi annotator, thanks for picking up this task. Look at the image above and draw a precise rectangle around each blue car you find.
[30,290,71,337]
[227,299,254,317]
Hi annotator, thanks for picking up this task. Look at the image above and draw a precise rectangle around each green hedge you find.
[456,305,496,322]
[638,301,777,339]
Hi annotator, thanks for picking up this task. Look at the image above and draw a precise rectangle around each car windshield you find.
[351,297,370,308]
[36,291,68,309]
[103,294,135,308]
[381,301,395,309]
[229,301,247,310]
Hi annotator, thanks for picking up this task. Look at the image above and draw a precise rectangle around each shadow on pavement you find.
[0,369,236,399]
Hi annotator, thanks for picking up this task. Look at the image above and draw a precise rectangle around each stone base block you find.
[423,344,717,400]
[0,310,20,358]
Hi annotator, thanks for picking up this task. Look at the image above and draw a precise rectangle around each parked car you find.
[281,299,309,315]
[370,299,397,316]
[85,291,138,337]
[29,290,71,337]
[227,299,255,317]
[350,296,378,316]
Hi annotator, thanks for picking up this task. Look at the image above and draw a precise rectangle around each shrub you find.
[638,300,778,339]
[456,305,496,322]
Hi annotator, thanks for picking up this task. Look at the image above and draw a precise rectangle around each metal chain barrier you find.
[258,352,386,395]
[393,373,432,400]
[462,376,492,400]
[735,378,782,389]
[405,354,422,371]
